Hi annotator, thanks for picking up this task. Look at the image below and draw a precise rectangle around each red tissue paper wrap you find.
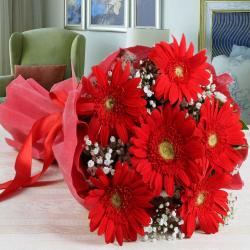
[0,74,85,201]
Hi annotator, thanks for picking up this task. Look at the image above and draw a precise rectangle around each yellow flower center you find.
[196,192,206,206]
[105,98,115,111]
[208,134,218,148]
[159,141,175,160]
[175,66,184,78]
[111,193,122,208]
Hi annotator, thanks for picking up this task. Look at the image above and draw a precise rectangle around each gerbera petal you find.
[88,117,101,142]
[132,208,151,226]
[154,172,163,195]
[189,49,207,68]
[185,212,196,238]
[128,215,145,236]
[119,62,131,84]
[100,125,110,146]
[198,211,220,234]
[105,219,115,244]
[186,42,194,57]
[116,122,128,143]
[155,75,171,100]
[98,216,108,236]
[179,34,187,57]
[76,102,95,116]
[164,175,175,197]
[89,206,105,232]
[169,84,179,104]
[111,61,123,85]
[130,146,147,158]
[177,169,190,187]
[115,224,124,246]
[226,173,244,190]
[92,66,108,86]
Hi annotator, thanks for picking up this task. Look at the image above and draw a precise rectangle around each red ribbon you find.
[0,91,66,201]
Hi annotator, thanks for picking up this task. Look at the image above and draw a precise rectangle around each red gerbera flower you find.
[84,162,153,246]
[149,35,210,104]
[130,105,204,196]
[198,97,247,172]
[180,160,231,237]
[78,61,146,146]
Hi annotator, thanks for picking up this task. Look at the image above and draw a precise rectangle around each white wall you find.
[43,0,200,75]
[164,0,200,47]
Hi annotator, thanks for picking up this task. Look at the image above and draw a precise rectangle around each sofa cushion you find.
[14,64,67,90]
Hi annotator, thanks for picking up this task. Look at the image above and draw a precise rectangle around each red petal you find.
[115,224,124,246]
[76,102,95,116]
[177,170,190,187]
[105,219,115,244]
[92,66,108,86]
[116,122,128,143]
[154,172,163,195]
[226,173,244,190]
[169,84,179,104]
[164,175,175,197]
[100,125,110,146]
[179,34,186,57]
[89,206,105,232]
[112,61,122,85]
[185,212,196,238]
[88,117,101,142]
[98,216,108,236]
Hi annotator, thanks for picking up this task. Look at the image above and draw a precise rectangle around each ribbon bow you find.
[0,90,68,201]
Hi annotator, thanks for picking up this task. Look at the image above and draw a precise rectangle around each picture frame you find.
[199,0,250,60]
[199,0,250,124]
[131,0,162,29]
[86,0,129,32]
[65,0,85,30]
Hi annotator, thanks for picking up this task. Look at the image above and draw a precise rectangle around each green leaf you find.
[240,120,249,130]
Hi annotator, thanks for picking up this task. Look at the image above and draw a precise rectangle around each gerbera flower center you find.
[175,65,184,78]
[105,98,115,111]
[158,141,175,160]
[208,133,218,148]
[196,192,206,206]
[110,192,122,208]
[168,63,187,82]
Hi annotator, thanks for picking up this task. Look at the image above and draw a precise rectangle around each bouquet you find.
[0,35,248,245]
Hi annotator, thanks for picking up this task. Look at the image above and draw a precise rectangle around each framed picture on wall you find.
[199,0,250,124]
[131,0,162,29]
[86,0,129,32]
[199,0,250,60]
[65,0,85,30]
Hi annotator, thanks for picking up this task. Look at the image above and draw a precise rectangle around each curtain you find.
[0,0,43,75]
[0,0,13,75]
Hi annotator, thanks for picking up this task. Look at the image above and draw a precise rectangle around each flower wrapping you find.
[0,37,248,245]
[0,74,81,200]
[0,76,61,159]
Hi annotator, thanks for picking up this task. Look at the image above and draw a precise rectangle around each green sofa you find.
[0,28,86,97]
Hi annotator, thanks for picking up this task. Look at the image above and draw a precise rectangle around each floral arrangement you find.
[0,35,248,245]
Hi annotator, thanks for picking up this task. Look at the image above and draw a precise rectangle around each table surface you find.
[0,125,249,250]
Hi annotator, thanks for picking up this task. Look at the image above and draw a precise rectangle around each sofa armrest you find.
[71,34,86,79]
[0,75,14,97]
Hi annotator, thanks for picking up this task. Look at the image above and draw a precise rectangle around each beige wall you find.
[43,0,200,75]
